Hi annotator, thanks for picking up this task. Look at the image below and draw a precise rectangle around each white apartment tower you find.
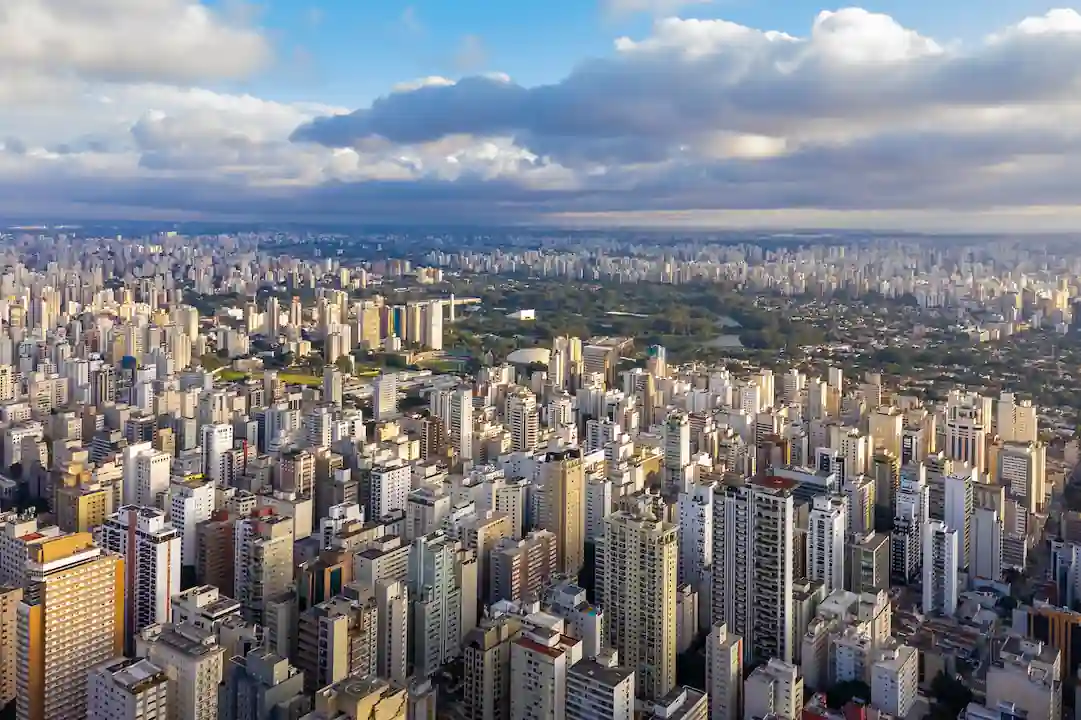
[409,532,470,678]
[602,510,678,701]
[101,505,182,639]
[922,521,959,616]
[373,373,399,421]
[510,623,583,720]
[200,423,233,486]
[808,495,847,594]
[712,476,797,664]
[891,467,929,584]
[676,483,714,590]
[169,480,215,568]
[945,394,988,474]
[506,388,539,453]
[566,649,635,720]
[998,441,1046,513]
[87,657,169,720]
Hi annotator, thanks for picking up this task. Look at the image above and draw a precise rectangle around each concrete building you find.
[743,659,804,720]
[136,622,226,720]
[169,479,215,570]
[712,476,797,664]
[808,495,847,594]
[17,533,124,720]
[986,637,1061,720]
[463,615,523,720]
[602,510,677,701]
[489,531,558,604]
[296,594,379,693]
[676,483,713,591]
[233,512,294,625]
[566,649,635,720]
[534,448,585,577]
[923,521,959,617]
[648,687,708,720]
[510,623,583,720]
[972,507,1004,583]
[871,644,919,718]
[87,657,169,720]
[409,532,476,678]
[219,648,310,720]
[101,505,182,640]
[846,532,890,594]
[309,675,408,720]
[706,623,743,720]
[506,388,539,453]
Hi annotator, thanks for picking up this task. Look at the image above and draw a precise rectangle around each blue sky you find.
[217,0,1063,106]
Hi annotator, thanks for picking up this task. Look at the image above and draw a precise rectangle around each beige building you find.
[489,531,558,604]
[296,595,379,693]
[743,659,804,720]
[306,675,408,720]
[233,512,294,625]
[706,623,743,720]
[602,510,677,701]
[54,483,110,533]
[463,614,523,720]
[17,532,124,720]
[510,623,583,720]
[136,622,226,720]
[0,586,21,707]
[534,448,585,576]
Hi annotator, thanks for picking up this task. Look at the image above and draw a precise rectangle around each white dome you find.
[506,348,551,365]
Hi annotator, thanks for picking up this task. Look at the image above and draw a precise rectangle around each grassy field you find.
[218,368,381,385]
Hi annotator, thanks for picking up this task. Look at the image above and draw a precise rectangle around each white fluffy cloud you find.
[9,3,1081,228]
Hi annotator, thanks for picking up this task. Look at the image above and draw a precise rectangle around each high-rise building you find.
[807,495,847,594]
[706,623,743,720]
[602,510,677,700]
[664,412,691,485]
[534,448,586,577]
[972,507,1004,584]
[922,521,959,616]
[566,649,635,720]
[489,531,558,604]
[233,512,294,625]
[373,373,399,421]
[871,645,918,718]
[0,585,20,708]
[944,471,974,570]
[296,594,379,693]
[891,468,929,585]
[510,623,583,720]
[712,476,797,664]
[945,394,988,474]
[200,424,233,486]
[677,484,714,591]
[506,388,539,453]
[169,479,214,571]
[322,367,344,407]
[87,657,169,720]
[463,615,523,720]
[218,648,310,720]
[101,506,182,642]
[998,441,1047,514]
[997,393,1038,445]
[17,532,124,720]
[409,532,474,678]
[743,659,804,720]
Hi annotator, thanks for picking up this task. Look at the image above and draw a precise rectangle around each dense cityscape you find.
[0,226,1069,720]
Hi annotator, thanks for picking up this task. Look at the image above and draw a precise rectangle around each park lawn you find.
[279,372,322,387]
[218,370,249,381]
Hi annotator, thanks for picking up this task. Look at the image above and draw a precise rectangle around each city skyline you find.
[4,0,1081,231]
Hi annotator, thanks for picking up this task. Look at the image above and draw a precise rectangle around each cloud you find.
[0,0,270,87]
[11,5,1081,230]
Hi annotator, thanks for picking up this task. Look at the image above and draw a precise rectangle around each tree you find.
[929,671,973,720]
[335,356,354,374]
[826,680,871,709]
